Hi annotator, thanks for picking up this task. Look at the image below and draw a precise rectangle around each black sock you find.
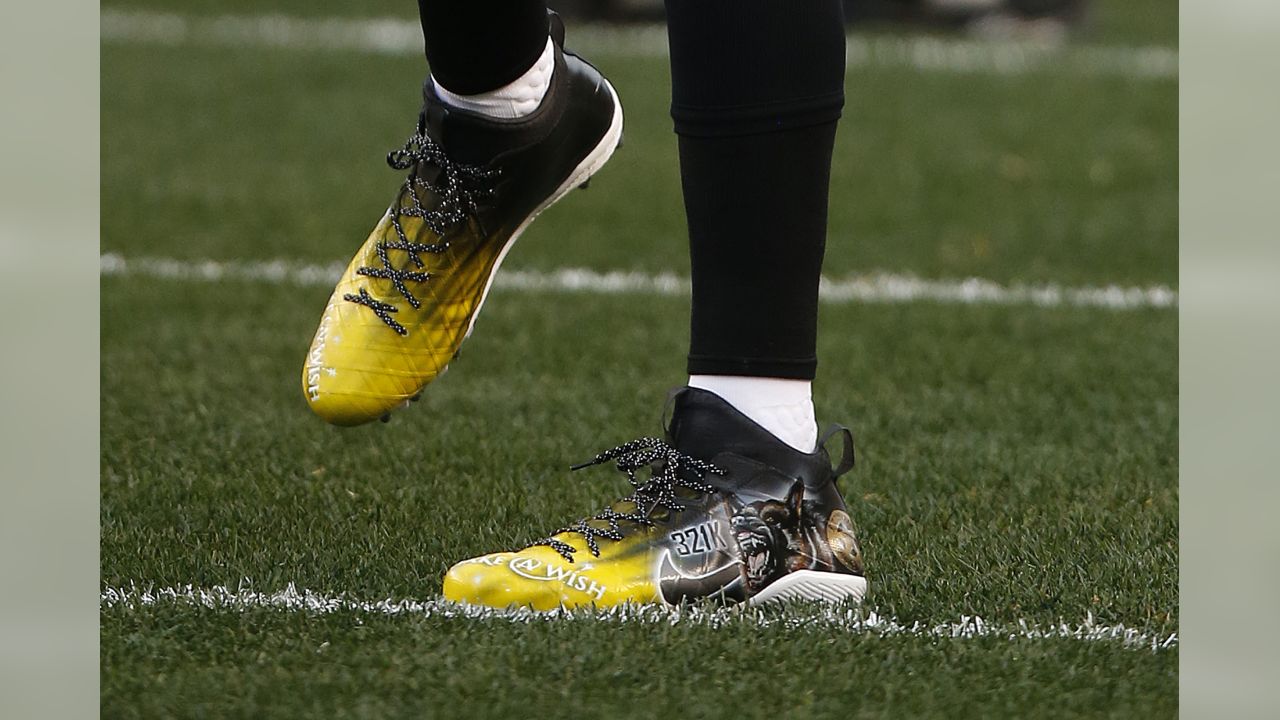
[417,1,549,95]
[666,0,846,380]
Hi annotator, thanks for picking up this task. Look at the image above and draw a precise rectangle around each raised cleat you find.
[442,388,867,610]
[302,15,623,426]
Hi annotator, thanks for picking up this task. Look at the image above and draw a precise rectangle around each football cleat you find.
[303,14,623,426]
[442,388,867,610]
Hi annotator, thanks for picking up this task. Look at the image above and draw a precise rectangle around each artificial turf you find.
[101,2,1178,716]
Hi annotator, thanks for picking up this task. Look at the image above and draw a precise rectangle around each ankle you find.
[432,37,555,120]
[687,375,818,453]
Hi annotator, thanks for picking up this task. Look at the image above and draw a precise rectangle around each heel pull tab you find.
[818,425,856,478]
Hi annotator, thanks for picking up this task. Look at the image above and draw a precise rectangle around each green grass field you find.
[101,1,1178,716]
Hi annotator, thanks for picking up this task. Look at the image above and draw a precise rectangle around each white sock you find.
[432,37,555,120]
[688,375,818,453]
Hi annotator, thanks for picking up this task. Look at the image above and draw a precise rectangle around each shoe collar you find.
[419,42,570,166]
[663,387,854,490]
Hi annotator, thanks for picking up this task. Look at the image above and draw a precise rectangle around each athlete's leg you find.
[417,0,549,97]
[417,1,557,120]
[443,3,866,610]
[668,0,846,452]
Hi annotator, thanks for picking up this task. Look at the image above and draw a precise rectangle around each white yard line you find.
[100,583,1177,652]
[100,253,1178,310]
[99,9,1178,80]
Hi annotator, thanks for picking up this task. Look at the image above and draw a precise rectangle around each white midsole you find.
[749,570,869,606]
[461,77,625,343]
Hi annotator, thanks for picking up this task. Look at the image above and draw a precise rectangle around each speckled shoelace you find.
[529,437,726,562]
[343,130,500,335]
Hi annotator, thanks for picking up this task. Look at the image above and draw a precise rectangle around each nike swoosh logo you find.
[657,552,744,605]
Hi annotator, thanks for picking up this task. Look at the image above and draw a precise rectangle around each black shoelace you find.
[342,130,500,336]
[529,437,726,562]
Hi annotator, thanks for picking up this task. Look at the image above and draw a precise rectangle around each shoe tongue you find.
[420,102,512,166]
[666,387,804,466]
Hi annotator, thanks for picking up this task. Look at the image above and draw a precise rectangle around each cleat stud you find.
[579,179,591,190]
[380,413,391,423]
[410,393,422,403]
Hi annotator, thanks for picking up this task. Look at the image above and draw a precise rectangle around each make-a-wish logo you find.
[507,557,607,601]
[304,316,330,399]
[457,554,510,567]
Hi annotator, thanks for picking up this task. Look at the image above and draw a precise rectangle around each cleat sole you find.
[749,570,868,606]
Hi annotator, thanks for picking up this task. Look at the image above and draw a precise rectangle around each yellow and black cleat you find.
[303,19,623,426]
[444,388,868,610]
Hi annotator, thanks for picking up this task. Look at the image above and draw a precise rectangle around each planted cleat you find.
[442,388,867,611]
[302,16,623,426]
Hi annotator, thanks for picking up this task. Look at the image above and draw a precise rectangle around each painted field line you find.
[100,253,1178,310]
[100,584,1177,652]
[100,9,1177,80]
